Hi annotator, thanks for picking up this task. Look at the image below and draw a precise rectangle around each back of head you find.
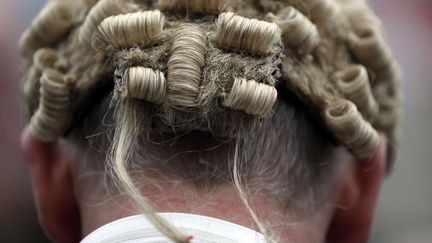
[19,0,402,242]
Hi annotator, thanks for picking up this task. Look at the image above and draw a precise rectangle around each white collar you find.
[81,213,266,243]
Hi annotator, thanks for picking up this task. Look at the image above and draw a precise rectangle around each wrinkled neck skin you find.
[76,178,338,243]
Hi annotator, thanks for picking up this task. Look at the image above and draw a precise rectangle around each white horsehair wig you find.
[20,0,402,242]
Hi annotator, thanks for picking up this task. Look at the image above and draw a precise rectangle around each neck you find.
[78,180,334,243]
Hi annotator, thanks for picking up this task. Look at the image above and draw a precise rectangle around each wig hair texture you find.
[158,0,230,14]
[29,69,71,142]
[122,67,167,104]
[19,1,78,56]
[333,65,379,121]
[265,6,320,56]
[223,78,278,117]
[214,12,282,56]
[79,0,140,46]
[324,98,380,157]
[20,0,402,242]
[166,24,206,111]
[94,10,166,50]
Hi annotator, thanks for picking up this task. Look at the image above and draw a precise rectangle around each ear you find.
[21,127,81,243]
[326,135,387,243]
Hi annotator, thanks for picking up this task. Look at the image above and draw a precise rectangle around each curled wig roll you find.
[223,78,278,117]
[303,0,340,22]
[214,12,282,56]
[19,1,77,56]
[349,28,392,72]
[29,70,71,142]
[324,99,380,157]
[33,48,60,71]
[166,24,207,111]
[79,0,139,45]
[266,6,320,56]
[94,10,166,50]
[334,65,379,121]
[122,67,167,104]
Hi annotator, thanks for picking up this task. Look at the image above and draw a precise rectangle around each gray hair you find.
[20,0,402,242]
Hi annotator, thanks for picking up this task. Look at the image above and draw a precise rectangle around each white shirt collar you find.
[81,213,266,243]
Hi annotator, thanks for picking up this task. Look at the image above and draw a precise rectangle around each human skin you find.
[21,127,387,243]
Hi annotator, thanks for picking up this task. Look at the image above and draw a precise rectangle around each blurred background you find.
[0,0,430,242]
